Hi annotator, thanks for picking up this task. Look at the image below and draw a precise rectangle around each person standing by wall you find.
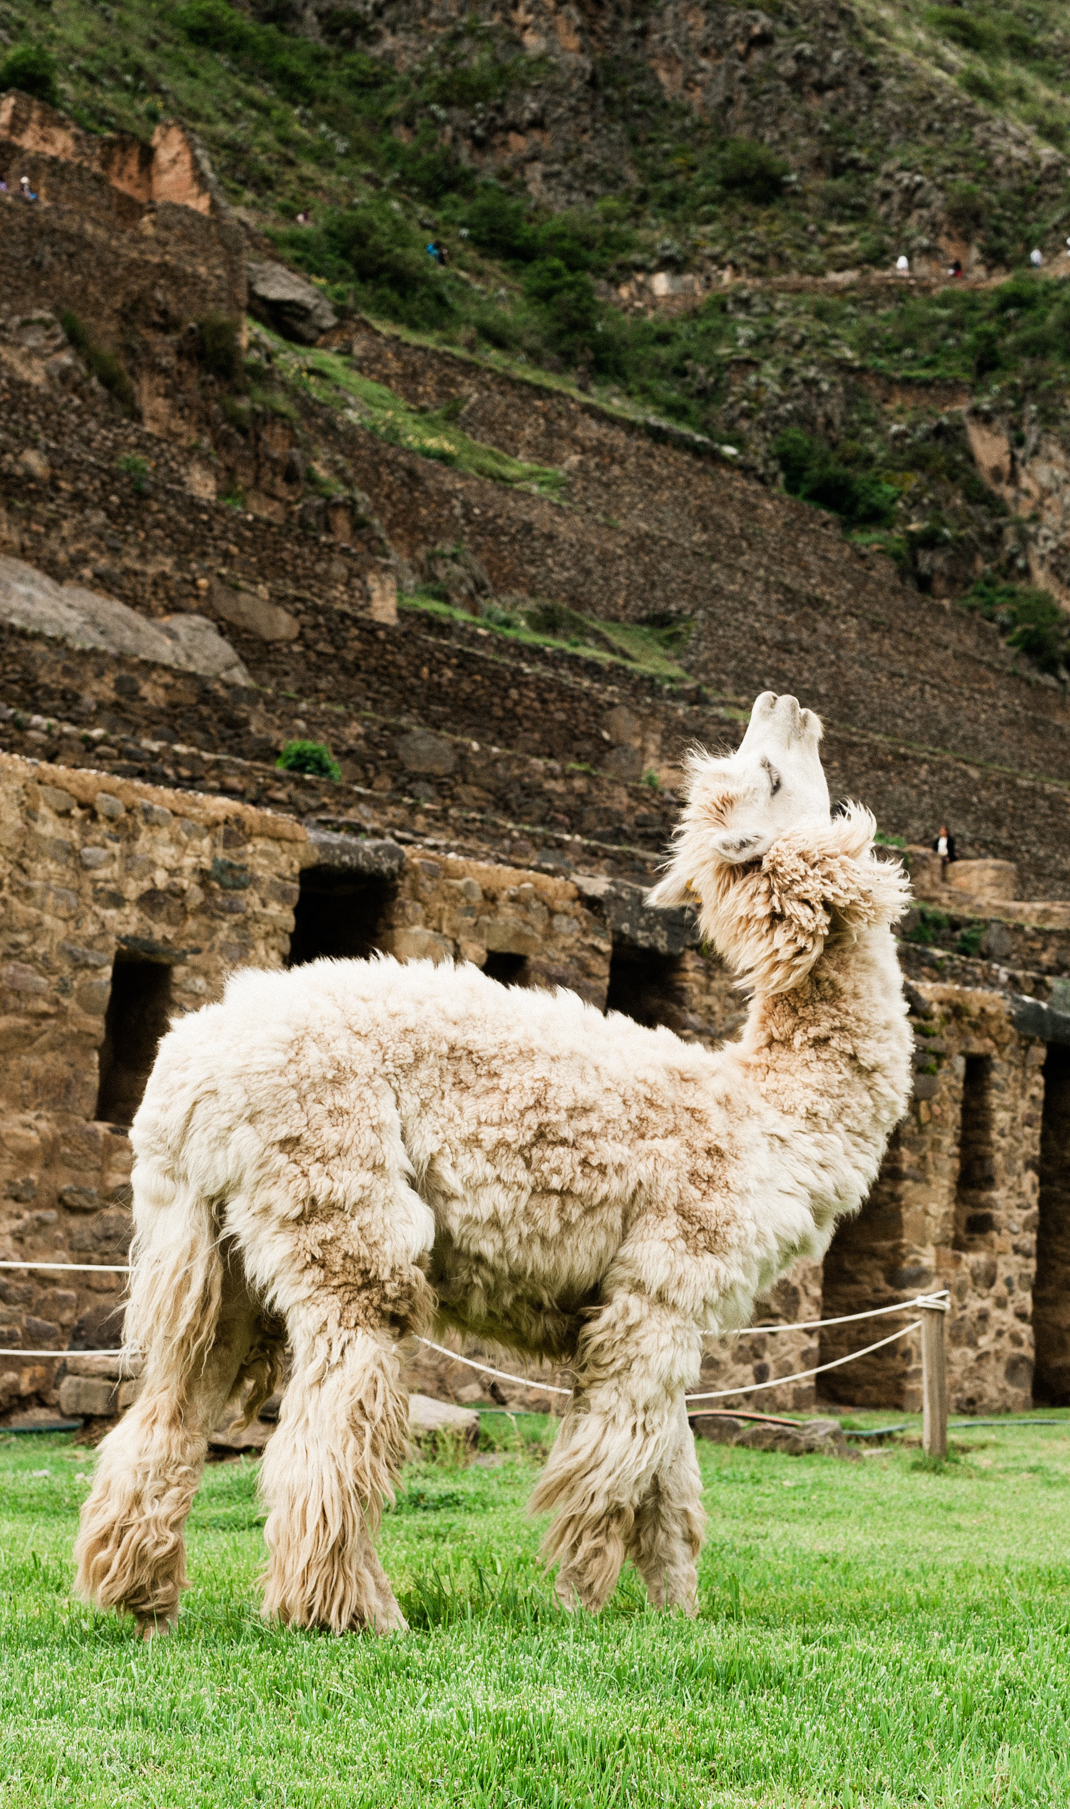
[933,824,957,878]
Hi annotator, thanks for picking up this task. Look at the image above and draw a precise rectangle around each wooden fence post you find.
[920,1301,948,1459]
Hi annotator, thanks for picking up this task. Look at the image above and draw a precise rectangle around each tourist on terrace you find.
[18,176,37,202]
[1030,248,1043,267]
[933,824,957,877]
[895,254,909,275]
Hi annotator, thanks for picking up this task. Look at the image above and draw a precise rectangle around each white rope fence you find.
[0,1260,951,1449]
[683,1321,921,1402]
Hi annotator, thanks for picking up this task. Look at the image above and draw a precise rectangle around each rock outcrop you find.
[247,261,338,345]
[0,556,251,684]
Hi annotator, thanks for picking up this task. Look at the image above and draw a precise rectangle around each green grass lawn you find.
[2,1412,1069,1807]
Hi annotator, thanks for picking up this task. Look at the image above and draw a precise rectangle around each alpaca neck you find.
[738,920,911,1205]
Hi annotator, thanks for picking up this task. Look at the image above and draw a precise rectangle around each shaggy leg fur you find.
[530,1293,701,1613]
[624,1398,705,1613]
[74,1260,265,1635]
[259,1323,410,1634]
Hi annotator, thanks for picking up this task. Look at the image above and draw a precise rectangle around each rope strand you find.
[683,1320,921,1403]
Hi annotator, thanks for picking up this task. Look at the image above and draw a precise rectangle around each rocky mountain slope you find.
[4,0,1070,648]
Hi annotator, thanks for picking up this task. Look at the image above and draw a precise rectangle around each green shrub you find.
[60,312,138,417]
[0,43,58,105]
[196,313,244,383]
[961,574,1069,676]
[945,181,988,236]
[175,0,329,103]
[925,7,999,55]
[275,739,342,781]
[422,56,515,110]
[278,204,453,331]
[904,904,951,947]
[717,139,789,205]
[459,185,537,262]
[522,258,599,343]
[116,453,150,495]
[774,428,898,527]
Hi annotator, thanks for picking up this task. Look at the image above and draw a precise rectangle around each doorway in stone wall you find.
[605,945,685,1030]
[483,951,530,987]
[95,957,174,1127]
[287,868,397,968]
[1034,1042,1070,1404]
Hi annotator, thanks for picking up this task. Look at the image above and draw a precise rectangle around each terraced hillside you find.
[2,0,1070,894]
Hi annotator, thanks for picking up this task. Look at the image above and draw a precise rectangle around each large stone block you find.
[408,1393,479,1450]
[58,1374,117,1417]
[247,261,337,345]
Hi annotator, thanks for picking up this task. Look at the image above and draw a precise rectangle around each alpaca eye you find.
[766,766,782,796]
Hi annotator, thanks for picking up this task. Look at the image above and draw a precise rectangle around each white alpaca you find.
[75,692,912,1634]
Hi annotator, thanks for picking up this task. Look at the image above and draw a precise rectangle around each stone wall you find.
[0,190,244,360]
[0,750,308,1416]
[0,95,223,217]
[820,984,1048,1413]
[0,364,393,635]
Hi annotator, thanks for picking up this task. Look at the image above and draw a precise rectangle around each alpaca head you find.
[690,690,830,866]
[649,692,907,992]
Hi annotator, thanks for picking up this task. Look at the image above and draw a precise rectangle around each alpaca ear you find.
[646,867,693,910]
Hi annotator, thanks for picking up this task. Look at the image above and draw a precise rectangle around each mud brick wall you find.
[821,985,1046,1414]
[0,751,308,1414]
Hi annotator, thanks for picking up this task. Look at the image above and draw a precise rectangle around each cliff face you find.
[254,0,1067,259]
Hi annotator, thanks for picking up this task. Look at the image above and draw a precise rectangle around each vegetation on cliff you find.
[4,0,1070,669]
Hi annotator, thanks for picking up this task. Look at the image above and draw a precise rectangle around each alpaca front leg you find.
[259,1325,409,1634]
[625,1397,705,1614]
[529,1299,701,1614]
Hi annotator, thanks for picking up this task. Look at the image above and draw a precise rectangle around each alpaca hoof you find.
[553,1572,601,1615]
[136,1612,177,1641]
[369,1602,409,1635]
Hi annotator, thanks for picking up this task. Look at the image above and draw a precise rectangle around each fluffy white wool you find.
[75,692,913,1634]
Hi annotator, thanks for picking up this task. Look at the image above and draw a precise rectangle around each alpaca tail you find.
[122,1156,225,1390]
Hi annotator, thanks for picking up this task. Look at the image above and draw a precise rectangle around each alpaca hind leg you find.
[259,1320,410,1634]
[529,1296,700,1614]
[625,1398,704,1614]
[75,1256,263,1635]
